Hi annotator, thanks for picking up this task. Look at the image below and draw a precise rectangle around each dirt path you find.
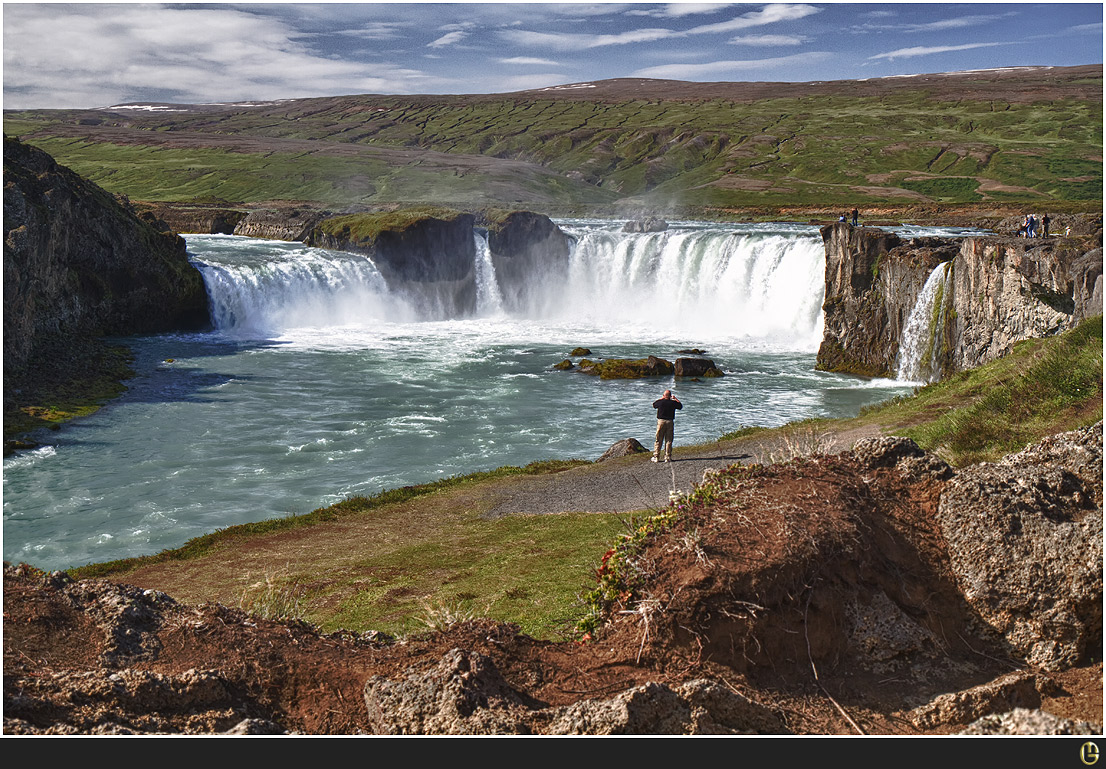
[486,423,884,517]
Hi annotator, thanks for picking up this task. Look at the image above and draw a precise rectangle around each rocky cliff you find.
[485,210,572,313]
[817,222,1103,379]
[3,137,209,402]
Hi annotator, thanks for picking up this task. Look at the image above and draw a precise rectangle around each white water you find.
[896,260,954,383]
[4,221,937,571]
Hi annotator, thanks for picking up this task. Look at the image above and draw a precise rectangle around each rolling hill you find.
[4,65,1101,212]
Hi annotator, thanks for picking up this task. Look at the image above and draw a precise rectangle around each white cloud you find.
[869,42,1010,61]
[499,57,562,67]
[727,34,807,46]
[499,27,675,50]
[499,3,820,51]
[900,14,1013,33]
[686,4,822,35]
[335,22,410,40]
[628,4,737,18]
[2,5,438,107]
[428,30,468,48]
[633,52,830,79]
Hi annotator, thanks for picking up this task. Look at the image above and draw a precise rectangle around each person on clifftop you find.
[851,207,859,226]
[651,389,682,463]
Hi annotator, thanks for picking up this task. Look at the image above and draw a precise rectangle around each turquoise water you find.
[3,222,927,570]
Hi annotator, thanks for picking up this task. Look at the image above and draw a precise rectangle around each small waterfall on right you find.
[896,260,954,383]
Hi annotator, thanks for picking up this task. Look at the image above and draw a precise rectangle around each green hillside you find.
[5,68,1102,210]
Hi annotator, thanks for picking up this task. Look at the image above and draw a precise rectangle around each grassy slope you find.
[6,76,1101,208]
[70,317,1103,639]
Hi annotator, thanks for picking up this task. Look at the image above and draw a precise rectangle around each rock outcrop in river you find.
[817,221,1103,378]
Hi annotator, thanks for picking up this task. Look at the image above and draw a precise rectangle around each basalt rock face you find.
[138,204,248,236]
[3,137,209,384]
[485,211,571,314]
[234,208,330,241]
[817,222,1103,379]
[307,213,479,317]
[948,237,1102,370]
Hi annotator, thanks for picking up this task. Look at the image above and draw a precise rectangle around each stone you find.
[674,357,724,377]
[958,708,1100,735]
[598,438,648,462]
[363,648,530,734]
[621,217,668,233]
[935,423,1103,670]
[908,671,1050,728]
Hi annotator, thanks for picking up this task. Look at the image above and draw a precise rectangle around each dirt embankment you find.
[4,424,1101,735]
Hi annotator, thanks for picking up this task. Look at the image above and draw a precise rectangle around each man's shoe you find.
[650,456,658,463]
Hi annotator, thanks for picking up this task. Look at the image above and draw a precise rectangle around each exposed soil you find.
[5,425,1101,735]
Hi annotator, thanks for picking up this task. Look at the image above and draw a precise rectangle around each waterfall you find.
[472,232,504,316]
[553,225,825,346]
[185,224,826,349]
[190,239,414,334]
[896,260,953,383]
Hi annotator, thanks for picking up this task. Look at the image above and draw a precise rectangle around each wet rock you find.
[598,438,648,462]
[622,218,668,233]
[570,347,592,357]
[674,357,724,378]
[576,356,675,379]
[552,359,574,371]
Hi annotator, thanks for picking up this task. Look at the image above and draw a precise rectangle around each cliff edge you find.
[3,137,209,430]
[817,222,1103,379]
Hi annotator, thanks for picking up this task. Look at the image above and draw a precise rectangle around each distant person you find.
[1027,214,1038,238]
[851,207,859,226]
[838,213,847,223]
[651,389,682,463]
[1042,213,1051,237]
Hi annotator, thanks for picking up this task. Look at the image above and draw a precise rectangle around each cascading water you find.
[556,224,826,345]
[190,235,414,334]
[472,231,505,317]
[188,222,826,348]
[896,260,954,383]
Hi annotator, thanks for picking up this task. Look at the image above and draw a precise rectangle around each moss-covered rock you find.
[575,355,675,380]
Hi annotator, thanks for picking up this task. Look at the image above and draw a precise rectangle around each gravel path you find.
[486,424,883,517]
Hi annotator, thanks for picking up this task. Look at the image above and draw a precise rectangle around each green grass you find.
[315,207,465,244]
[7,81,1100,208]
[862,316,1102,464]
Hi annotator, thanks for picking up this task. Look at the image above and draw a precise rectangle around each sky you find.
[3,2,1103,109]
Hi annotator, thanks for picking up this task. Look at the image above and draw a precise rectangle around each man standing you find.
[651,389,682,463]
